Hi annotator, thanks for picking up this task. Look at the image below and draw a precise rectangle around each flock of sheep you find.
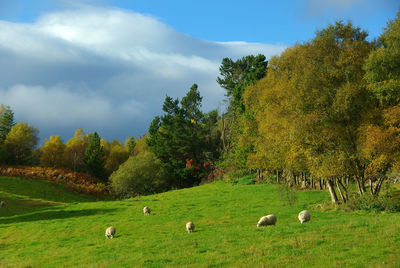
[0,199,311,239]
[104,206,311,239]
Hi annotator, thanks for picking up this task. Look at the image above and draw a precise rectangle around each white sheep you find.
[0,201,6,208]
[257,214,277,227]
[298,210,311,224]
[186,221,195,233]
[105,226,116,239]
[143,206,151,215]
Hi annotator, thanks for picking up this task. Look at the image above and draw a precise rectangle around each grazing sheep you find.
[186,221,195,233]
[298,210,311,224]
[143,206,151,215]
[257,214,277,227]
[0,201,5,208]
[105,226,116,239]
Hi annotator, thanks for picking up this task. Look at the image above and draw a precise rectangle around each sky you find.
[0,0,398,143]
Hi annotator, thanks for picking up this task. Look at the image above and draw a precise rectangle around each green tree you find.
[110,151,167,197]
[365,10,400,106]
[0,105,15,143]
[84,132,105,179]
[148,84,217,188]
[217,54,268,113]
[217,54,268,168]
[4,122,39,164]
[125,136,136,156]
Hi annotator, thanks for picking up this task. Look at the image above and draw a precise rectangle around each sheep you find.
[257,214,277,227]
[298,210,311,224]
[0,201,6,208]
[186,221,195,233]
[143,206,151,215]
[105,226,116,239]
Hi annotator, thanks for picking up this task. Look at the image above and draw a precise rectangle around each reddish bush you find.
[0,166,112,198]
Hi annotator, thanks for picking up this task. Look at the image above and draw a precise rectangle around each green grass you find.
[1,176,399,267]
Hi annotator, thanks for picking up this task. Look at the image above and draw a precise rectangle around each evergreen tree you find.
[0,105,15,144]
[126,137,136,156]
[148,84,219,188]
[217,54,268,168]
[84,132,105,179]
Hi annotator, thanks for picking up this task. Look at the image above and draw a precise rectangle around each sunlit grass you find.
[0,177,399,267]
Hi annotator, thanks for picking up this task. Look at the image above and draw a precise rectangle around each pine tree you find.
[147,84,219,188]
[0,105,15,144]
[84,132,105,179]
[126,137,136,156]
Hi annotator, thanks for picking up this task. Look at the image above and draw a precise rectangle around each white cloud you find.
[0,7,286,141]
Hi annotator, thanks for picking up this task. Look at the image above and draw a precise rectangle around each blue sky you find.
[0,0,398,142]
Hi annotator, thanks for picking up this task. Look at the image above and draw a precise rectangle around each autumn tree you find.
[63,128,88,172]
[40,135,65,167]
[244,22,373,203]
[105,142,129,173]
[4,122,39,164]
[360,10,400,196]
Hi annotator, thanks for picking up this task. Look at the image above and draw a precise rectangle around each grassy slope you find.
[0,177,399,267]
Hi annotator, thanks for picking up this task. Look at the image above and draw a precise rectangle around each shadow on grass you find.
[0,208,117,224]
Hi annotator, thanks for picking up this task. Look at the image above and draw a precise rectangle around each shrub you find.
[346,189,400,212]
[229,175,255,185]
[223,168,253,181]
[110,151,167,197]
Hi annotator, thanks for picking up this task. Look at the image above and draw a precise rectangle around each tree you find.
[0,105,15,144]
[105,143,129,173]
[244,21,373,203]
[217,54,268,168]
[84,132,105,179]
[148,83,218,188]
[110,151,167,197]
[63,128,88,172]
[125,137,136,156]
[40,135,65,167]
[364,10,400,107]
[217,54,268,113]
[4,122,39,164]
[360,10,400,196]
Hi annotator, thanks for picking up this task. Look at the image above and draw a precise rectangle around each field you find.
[1,176,399,267]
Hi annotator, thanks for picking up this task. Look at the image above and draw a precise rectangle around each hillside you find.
[0,176,399,267]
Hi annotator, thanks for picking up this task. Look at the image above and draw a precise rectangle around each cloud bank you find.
[0,6,285,141]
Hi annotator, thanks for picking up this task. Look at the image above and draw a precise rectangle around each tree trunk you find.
[369,179,374,195]
[276,170,280,184]
[373,177,385,196]
[336,178,346,203]
[338,179,348,201]
[327,179,338,204]
[319,179,322,190]
[356,176,366,195]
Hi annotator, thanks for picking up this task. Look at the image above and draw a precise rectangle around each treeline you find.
[219,12,400,203]
[1,11,399,203]
[0,106,146,180]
